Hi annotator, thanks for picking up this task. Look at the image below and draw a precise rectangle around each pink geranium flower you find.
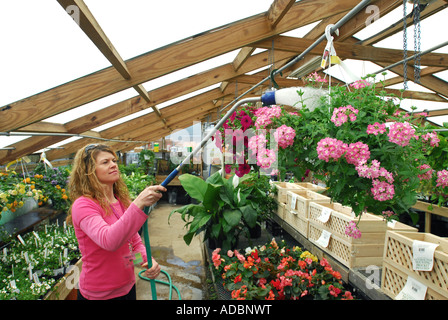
[316,138,347,162]
[274,125,296,149]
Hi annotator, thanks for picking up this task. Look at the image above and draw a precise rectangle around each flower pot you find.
[249,224,261,239]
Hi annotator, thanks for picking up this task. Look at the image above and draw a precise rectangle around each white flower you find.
[232,175,239,189]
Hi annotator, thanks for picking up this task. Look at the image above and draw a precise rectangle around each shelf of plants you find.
[172,74,448,300]
[0,221,80,300]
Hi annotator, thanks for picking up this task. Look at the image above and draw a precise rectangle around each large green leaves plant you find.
[170,172,258,251]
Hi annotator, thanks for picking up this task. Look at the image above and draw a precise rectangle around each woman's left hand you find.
[141,257,161,279]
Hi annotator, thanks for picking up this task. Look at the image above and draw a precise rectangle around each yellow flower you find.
[300,251,318,262]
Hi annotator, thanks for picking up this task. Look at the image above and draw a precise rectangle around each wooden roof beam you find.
[254,35,448,67]
[267,0,296,29]
[56,0,131,79]
[16,122,68,134]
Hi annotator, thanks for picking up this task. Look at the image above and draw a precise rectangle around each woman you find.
[66,144,166,300]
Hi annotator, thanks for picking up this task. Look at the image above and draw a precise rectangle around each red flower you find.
[329,285,341,297]
[234,274,242,283]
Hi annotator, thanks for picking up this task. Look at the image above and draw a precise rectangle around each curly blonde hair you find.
[66,144,131,224]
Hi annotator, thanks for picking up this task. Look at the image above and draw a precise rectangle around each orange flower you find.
[265,290,275,300]
[244,256,254,269]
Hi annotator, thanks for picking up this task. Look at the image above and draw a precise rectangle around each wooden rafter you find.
[254,35,448,68]
[267,0,296,29]
[56,0,167,127]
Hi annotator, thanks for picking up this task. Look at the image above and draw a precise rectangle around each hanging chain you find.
[403,0,408,90]
[269,39,275,90]
[413,0,422,84]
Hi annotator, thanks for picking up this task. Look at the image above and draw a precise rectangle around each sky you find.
[0,1,447,151]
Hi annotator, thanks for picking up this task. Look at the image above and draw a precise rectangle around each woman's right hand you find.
[133,185,167,210]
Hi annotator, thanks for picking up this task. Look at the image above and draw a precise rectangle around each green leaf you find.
[211,222,222,239]
[205,171,225,186]
[169,203,195,222]
[178,174,208,202]
[183,232,195,246]
[223,209,242,227]
[202,183,221,211]
[240,204,258,228]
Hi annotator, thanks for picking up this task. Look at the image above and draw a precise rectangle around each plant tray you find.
[308,202,387,244]
[308,221,384,268]
[293,182,327,194]
[273,182,302,204]
[381,261,448,300]
[383,231,448,298]
[286,190,331,218]
[284,208,309,238]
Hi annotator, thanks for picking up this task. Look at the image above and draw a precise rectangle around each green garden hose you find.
[141,210,181,300]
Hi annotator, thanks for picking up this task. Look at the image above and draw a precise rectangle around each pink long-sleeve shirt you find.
[71,196,148,300]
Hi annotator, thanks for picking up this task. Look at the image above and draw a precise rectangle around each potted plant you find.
[239,172,277,238]
[170,171,258,251]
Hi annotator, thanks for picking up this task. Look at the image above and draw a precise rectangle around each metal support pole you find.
[373,40,448,75]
